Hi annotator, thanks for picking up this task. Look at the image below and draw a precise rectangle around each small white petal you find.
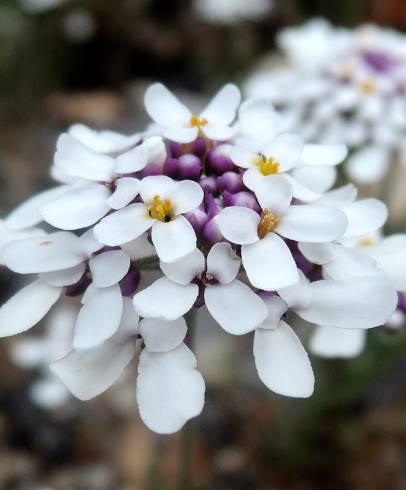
[107,177,140,210]
[254,174,293,216]
[139,317,187,352]
[114,145,149,174]
[278,271,311,309]
[217,206,260,245]
[73,284,123,350]
[151,216,197,263]
[204,280,268,335]
[238,97,281,143]
[200,84,241,126]
[75,229,104,257]
[121,233,156,261]
[41,183,111,230]
[283,175,322,202]
[94,203,154,246]
[254,321,314,398]
[163,126,198,144]
[345,146,390,184]
[260,295,289,329]
[201,125,234,141]
[341,199,387,239]
[40,263,86,287]
[263,133,303,171]
[144,83,191,127]
[316,183,357,207]
[170,180,204,215]
[142,136,167,166]
[160,249,205,285]
[206,242,240,284]
[116,297,140,338]
[301,144,347,166]
[309,326,366,359]
[139,175,175,204]
[242,167,266,191]
[89,250,130,287]
[230,146,257,169]
[0,280,61,337]
[298,242,335,266]
[136,344,205,434]
[242,233,298,291]
[30,377,70,410]
[290,166,336,193]
[133,277,198,321]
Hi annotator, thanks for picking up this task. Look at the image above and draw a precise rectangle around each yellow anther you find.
[190,114,208,127]
[257,209,280,239]
[358,237,374,246]
[148,195,174,222]
[255,154,280,176]
[360,79,375,94]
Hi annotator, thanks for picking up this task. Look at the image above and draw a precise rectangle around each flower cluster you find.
[245,19,406,184]
[0,82,401,433]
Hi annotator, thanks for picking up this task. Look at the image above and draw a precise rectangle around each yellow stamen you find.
[190,114,208,127]
[358,237,374,246]
[255,154,280,176]
[257,209,280,239]
[360,79,375,94]
[148,195,174,222]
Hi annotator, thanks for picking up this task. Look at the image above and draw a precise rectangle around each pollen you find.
[148,195,174,222]
[257,209,280,239]
[358,236,374,246]
[359,79,375,94]
[255,154,280,175]
[190,114,208,127]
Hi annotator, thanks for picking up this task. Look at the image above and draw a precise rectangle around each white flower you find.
[217,175,347,290]
[94,175,203,262]
[144,83,241,143]
[133,242,268,334]
[194,0,272,25]
[309,326,366,359]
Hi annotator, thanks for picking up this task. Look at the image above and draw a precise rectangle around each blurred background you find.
[0,0,405,489]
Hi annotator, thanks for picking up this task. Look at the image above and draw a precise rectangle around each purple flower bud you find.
[217,171,244,193]
[141,163,163,177]
[120,267,141,296]
[168,141,182,158]
[203,216,223,244]
[200,175,217,194]
[206,194,224,219]
[164,157,178,177]
[184,204,208,233]
[223,190,260,212]
[190,137,207,157]
[207,145,237,175]
[65,269,91,297]
[397,292,406,314]
[177,154,202,180]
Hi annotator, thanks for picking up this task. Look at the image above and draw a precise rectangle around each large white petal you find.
[89,250,130,287]
[94,203,154,246]
[133,277,198,320]
[107,177,140,210]
[345,146,390,184]
[55,134,115,181]
[206,242,240,284]
[139,317,187,352]
[254,321,314,398]
[204,280,268,335]
[144,83,191,127]
[73,284,123,349]
[217,206,260,245]
[170,180,204,215]
[151,216,197,263]
[50,339,136,400]
[160,249,204,285]
[341,199,387,239]
[296,277,398,329]
[136,344,205,434]
[2,232,84,273]
[309,326,366,358]
[0,280,61,337]
[41,183,111,230]
[200,84,241,126]
[277,205,347,242]
[253,174,293,215]
[263,133,303,171]
[114,145,149,174]
[242,233,298,291]
[301,144,347,167]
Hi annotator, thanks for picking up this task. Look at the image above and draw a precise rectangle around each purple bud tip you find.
[203,217,223,244]
[207,145,237,175]
[184,204,208,233]
[200,175,217,194]
[164,157,178,177]
[177,154,202,180]
[141,163,163,177]
[168,141,182,158]
[120,267,141,296]
[206,194,224,219]
[190,137,207,157]
[217,171,244,194]
[223,190,260,212]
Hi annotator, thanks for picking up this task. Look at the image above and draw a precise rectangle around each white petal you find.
[0,280,61,337]
[260,295,289,329]
[263,133,303,171]
[200,84,241,126]
[121,233,156,260]
[206,242,240,284]
[217,206,260,245]
[5,185,72,230]
[316,183,357,207]
[116,297,140,338]
[242,233,298,291]
[163,126,198,144]
[142,136,166,166]
[204,280,268,335]
[41,183,111,230]
[254,321,314,398]
[242,167,266,191]
[55,134,115,181]
[345,146,390,184]
[89,250,130,287]
[144,83,191,127]
[290,166,336,193]
[94,203,154,246]
[277,205,347,242]
[283,175,322,202]
[253,174,293,215]
[2,232,84,273]
[201,125,234,141]
[73,284,123,349]
[151,216,197,263]
[160,249,204,285]
[107,177,140,210]
[40,263,86,287]
[277,271,311,309]
[76,229,104,257]
[139,175,175,204]
[301,144,347,166]
[309,326,366,359]
[170,180,204,215]
[30,377,70,409]
[322,245,382,280]
[114,145,149,174]
[133,277,198,320]
[230,146,257,169]
[139,317,187,352]
[297,242,335,265]
[238,97,281,142]
[51,339,136,400]
[296,277,398,329]
[136,344,205,434]
[341,199,387,239]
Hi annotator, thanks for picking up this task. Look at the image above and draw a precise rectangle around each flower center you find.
[359,79,376,94]
[190,114,208,127]
[257,209,280,239]
[197,271,218,286]
[256,154,280,175]
[148,195,174,222]
[358,236,374,246]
